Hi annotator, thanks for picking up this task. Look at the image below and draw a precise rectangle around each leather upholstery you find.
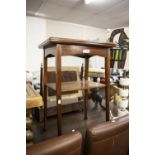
[27,131,82,155]
[47,70,83,107]
[48,71,78,95]
[85,116,129,155]
[47,67,79,96]
[37,66,83,121]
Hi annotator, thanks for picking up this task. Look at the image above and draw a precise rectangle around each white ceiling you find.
[26,0,129,29]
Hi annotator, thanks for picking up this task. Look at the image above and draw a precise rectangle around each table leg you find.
[55,44,62,136]
[43,85,47,130]
[105,49,110,121]
[43,51,48,130]
[84,58,89,120]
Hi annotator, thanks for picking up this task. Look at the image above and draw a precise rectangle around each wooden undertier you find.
[46,80,105,92]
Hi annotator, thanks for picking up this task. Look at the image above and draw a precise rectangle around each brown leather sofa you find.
[27,131,82,155]
[85,115,129,155]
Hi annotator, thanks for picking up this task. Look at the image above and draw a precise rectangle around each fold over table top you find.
[39,37,115,49]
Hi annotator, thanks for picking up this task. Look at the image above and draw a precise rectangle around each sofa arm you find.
[85,115,129,155]
[27,131,82,155]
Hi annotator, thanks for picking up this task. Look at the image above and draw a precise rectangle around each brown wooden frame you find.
[39,37,115,136]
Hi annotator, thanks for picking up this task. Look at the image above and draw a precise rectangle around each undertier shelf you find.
[46,80,106,92]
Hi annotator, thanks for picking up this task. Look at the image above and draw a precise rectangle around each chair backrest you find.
[85,116,129,155]
[47,66,80,82]
[27,131,82,155]
[40,66,80,96]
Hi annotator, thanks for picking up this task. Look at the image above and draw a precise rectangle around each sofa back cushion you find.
[27,131,82,155]
[85,115,129,155]
[48,71,77,83]
[46,67,80,96]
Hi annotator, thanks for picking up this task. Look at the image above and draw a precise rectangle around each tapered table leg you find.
[43,51,48,130]
[55,44,62,136]
[105,49,110,121]
[84,58,89,120]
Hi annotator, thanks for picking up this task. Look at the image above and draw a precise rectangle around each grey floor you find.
[33,99,106,143]
[32,87,116,144]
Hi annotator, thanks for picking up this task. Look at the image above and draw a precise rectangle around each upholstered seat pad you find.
[47,91,83,108]
[27,131,82,155]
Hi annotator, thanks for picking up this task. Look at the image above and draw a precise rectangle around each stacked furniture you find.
[26,82,43,146]
[35,66,83,121]
[118,77,129,116]
[110,48,128,68]
[88,67,105,82]
[109,28,129,69]
[39,37,115,135]
[111,77,129,117]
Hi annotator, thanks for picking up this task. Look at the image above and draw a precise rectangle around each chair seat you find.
[47,91,82,108]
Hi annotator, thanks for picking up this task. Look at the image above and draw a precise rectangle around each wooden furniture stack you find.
[35,66,84,121]
[26,82,43,146]
[118,77,129,114]
[39,37,115,136]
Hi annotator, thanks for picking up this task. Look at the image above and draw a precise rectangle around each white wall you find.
[26,16,129,72]
[26,16,108,72]
[26,17,46,71]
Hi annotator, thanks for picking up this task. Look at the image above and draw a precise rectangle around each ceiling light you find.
[35,12,46,17]
[107,29,111,32]
[85,0,91,4]
[85,0,104,5]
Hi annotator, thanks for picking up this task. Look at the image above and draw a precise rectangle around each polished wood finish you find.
[40,64,43,96]
[44,45,108,58]
[55,45,62,136]
[26,82,43,146]
[84,58,89,120]
[39,37,115,49]
[43,49,48,130]
[46,81,105,92]
[26,82,43,109]
[39,37,115,135]
[105,49,110,121]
